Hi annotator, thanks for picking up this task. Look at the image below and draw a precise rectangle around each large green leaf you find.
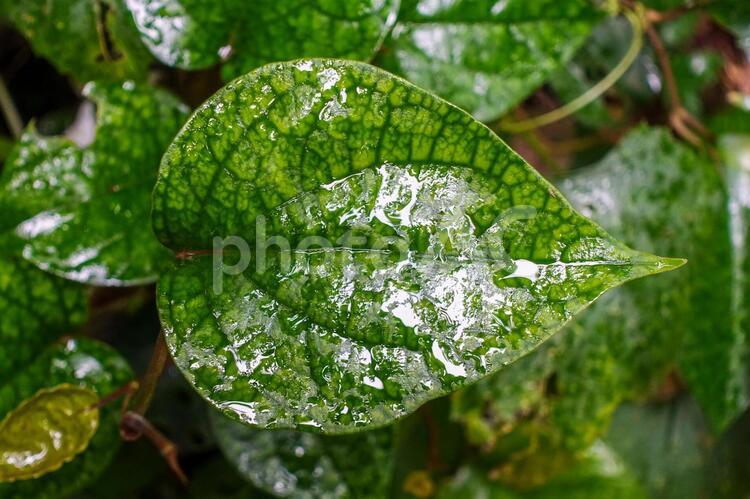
[0,80,188,286]
[153,59,680,433]
[211,410,394,498]
[436,442,647,499]
[0,256,86,384]
[123,0,400,78]
[2,0,151,82]
[0,338,133,499]
[0,385,99,482]
[377,0,603,122]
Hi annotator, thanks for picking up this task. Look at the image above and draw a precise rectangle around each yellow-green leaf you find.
[0,385,99,483]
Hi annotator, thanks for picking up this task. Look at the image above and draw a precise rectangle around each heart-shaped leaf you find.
[211,410,394,498]
[0,338,133,499]
[153,59,682,433]
[378,0,603,121]
[123,0,400,79]
[0,255,86,385]
[0,385,99,482]
[2,0,151,81]
[0,80,188,286]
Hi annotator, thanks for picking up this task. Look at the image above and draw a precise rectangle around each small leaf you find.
[0,338,133,499]
[0,80,188,286]
[0,385,99,482]
[123,0,400,78]
[378,0,603,121]
[211,410,394,498]
[153,60,681,433]
[2,0,151,82]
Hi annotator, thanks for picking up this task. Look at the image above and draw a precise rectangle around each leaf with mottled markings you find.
[378,0,604,121]
[0,80,188,286]
[0,385,99,482]
[153,59,682,433]
[0,256,86,385]
[123,0,400,79]
[0,338,133,499]
[2,0,151,82]
[211,410,394,498]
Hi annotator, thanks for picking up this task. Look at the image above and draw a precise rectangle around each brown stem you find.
[120,411,188,485]
[644,18,713,147]
[645,22,681,110]
[130,330,170,415]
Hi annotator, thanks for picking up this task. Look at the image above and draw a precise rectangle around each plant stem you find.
[120,411,188,485]
[644,22,681,110]
[644,15,713,147]
[0,76,23,139]
[499,6,644,133]
[131,330,170,415]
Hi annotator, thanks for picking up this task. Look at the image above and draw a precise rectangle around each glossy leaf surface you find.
[0,385,99,482]
[0,81,188,286]
[153,60,680,433]
[0,338,133,499]
[2,0,150,82]
[211,410,394,498]
[378,0,603,121]
[123,0,399,78]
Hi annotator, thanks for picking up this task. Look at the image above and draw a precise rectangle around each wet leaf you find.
[0,385,99,482]
[0,80,188,286]
[378,0,603,121]
[153,60,681,433]
[0,338,133,499]
[211,410,394,498]
[123,0,399,78]
[2,0,151,82]
[437,442,647,498]
[0,256,86,384]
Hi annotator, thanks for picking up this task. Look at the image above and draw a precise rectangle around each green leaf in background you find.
[2,0,151,82]
[123,0,400,78]
[449,126,740,480]
[211,410,394,498]
[436,442,647,499]
[0,256,86,384]
[378,0,603,122]
[0,337,133,499]
[559,126,745,433]
[153,59,681,433]
[0,385,99,482]
[604,396,710,499]
[721,133,750,405]
[0,80,188,286]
